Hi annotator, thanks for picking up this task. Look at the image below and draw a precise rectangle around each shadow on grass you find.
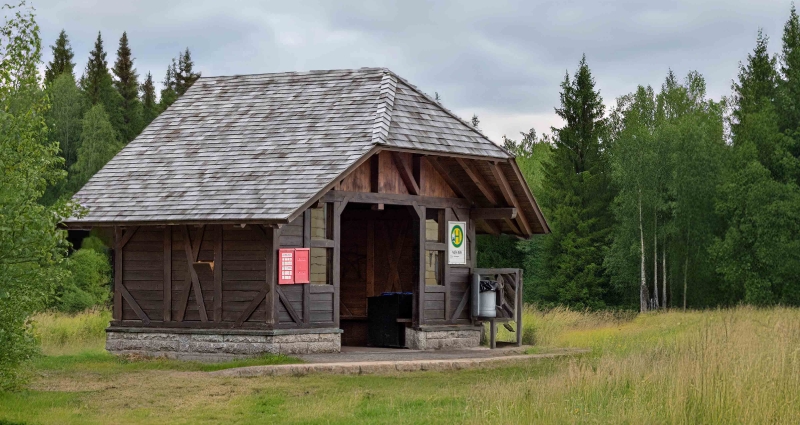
[33,349,302,373]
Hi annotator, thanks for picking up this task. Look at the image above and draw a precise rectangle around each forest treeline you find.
[42,29,200,203]
[0,2,202,388]
[479,5,800,311]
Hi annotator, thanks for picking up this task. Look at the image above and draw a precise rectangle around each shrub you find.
[80,235,109,255]
[54,249,111,313]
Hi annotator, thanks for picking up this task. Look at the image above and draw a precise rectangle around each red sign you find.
[279,249,294,284]
[294,248,310,284]
[278,248,310,284]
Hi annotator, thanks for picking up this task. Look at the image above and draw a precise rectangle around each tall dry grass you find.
[31,308,111,356]
[471,306,800,424]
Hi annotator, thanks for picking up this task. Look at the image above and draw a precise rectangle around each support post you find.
[163,226,172,322]
[265,226,279,325]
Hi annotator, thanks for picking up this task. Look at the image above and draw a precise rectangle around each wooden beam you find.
[490,162,532,235]
[480,219,501,235]
[426,157,471,201]
[323,190,471,209]
[303,210,311,325]
[310,239,334,248]
[119,226,139,250]
[213,225,223,322]
[265,225,279,325]
[392,151,420,195]
[509,159,549,234]
[118,282,151,324]
[470,208,517,220]
[114,227,122,321]
[235,287,268,326]
[450,291,469,323]
[504,218,522,236]
[275,286,302,324]
[333,201,343,328]
[412,202,425,327]
[163,226,172,322]
[178,225,208,322]
[456,158,499,205]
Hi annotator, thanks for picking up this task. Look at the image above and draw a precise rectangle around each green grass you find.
[2,306,799,424]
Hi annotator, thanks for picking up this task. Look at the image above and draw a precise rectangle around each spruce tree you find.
[175,48,200,96]
[539,55,613,309]
[778,4,800,134]
[140,71,158,127]
[80,32,123,137]
[712,29,800,306]
[44,29,74,85]
[159,59,178,110]
[112,31,143,142]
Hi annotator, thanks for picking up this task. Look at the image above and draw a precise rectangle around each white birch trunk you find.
[662,243,667,310]
[639,189,648,312]
[653,210,659,309]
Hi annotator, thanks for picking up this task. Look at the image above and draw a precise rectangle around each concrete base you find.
[105,327,342,361]
[405,327,482,350]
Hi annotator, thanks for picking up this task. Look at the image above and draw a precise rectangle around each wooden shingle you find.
[65,68,513,225]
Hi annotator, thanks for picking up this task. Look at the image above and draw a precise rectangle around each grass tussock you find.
[31,308,111,356]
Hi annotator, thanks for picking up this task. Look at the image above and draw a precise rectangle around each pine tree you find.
[140,71,158,127]
[159,59,178,110]
[539,55,614,309]
[80,32,123,137]
[470,114,480,128]
[44,29,74,85]
[175,48,200,96]
[69,104,123,192]
[112,32,142,142]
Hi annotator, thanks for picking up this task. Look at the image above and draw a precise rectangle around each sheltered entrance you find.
[339,204,415,347]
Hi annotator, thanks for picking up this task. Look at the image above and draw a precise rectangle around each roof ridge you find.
[385,70,512,157]
[199,67,385,80]
[371,69,397,146]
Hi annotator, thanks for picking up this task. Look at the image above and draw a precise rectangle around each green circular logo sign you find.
[451,225,464,248]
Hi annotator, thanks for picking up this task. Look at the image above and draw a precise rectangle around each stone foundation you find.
[405,327,482,350]
[106,327,341,361]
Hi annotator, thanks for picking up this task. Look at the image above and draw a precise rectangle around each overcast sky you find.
[33,0,794,143]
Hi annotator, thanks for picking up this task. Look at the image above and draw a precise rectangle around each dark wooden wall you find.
[113,150,480,334]
[114,218,338,329]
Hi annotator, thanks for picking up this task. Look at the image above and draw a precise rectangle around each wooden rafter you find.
[480,219,501,235]
[456,158,498,205]
[470,208,517,220]
[489,162,532,235]
[177,225,208,322]
[426,157,472,201]
[391,152,420,195]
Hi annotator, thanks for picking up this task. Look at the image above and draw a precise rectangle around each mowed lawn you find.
[1,306,799,424]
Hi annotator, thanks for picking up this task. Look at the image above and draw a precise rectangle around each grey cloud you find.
[32,0,794,140]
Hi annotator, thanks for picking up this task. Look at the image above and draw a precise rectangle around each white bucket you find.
[479,291,497,318]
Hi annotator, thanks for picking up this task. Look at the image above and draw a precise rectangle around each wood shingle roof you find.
[66,68,512,225]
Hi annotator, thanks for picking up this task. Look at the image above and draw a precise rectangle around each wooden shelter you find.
[64,68,549,359]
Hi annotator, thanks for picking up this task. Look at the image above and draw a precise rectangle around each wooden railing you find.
[472,268,523,348]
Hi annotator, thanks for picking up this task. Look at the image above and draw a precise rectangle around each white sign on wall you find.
[448,221,467,265]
